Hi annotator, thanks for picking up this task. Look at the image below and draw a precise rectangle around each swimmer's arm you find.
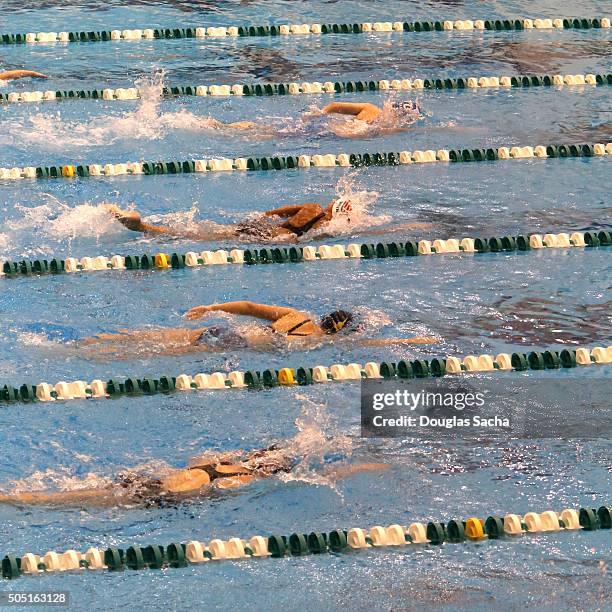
[324,463,389,479]
[135,221,181,235]
[124,219,219,241]
[103,205,201,238]
[0,488,114,507]
[359,337,438,347]
[323,102,372,116]
[323,102,381,122]
[186,301,297,321]
[264,204,316,218]
[103,205,172,234]
[0,70,48,81]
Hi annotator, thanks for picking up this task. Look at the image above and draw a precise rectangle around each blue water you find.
[0,1,610,610]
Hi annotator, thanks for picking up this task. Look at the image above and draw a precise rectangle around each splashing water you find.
[3,456,174,496]
[0,232,10,251]
[16,331,61,349]
[377,96,424,128]
[351,306,393,334]
[6,196,125,256]
[327,94,424,138]
[277,394,353,493]
[0,71,226,150]
[143,203,202,235]
[4,467,113,495]
[310,172,390,237]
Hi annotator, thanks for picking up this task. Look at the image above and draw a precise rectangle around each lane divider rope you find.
[2,17,609,45]
[3,72,610,104]
[2,230,610,279]
[1,142,610,182]
[2,505,610,578]
[1,346,610,404]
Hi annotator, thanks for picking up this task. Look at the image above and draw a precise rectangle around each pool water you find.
[0,1,610,610]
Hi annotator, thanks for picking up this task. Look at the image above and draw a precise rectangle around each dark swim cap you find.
[392,100,420,114]
[320,310,353,334]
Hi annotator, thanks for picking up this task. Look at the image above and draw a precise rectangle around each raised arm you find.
[323,102,382,122]
[265,204,311,218]
[186,301,297,321]
[0,70,48,81]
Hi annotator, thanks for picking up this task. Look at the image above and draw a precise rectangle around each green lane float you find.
[2,228,610,282]
[2,72,609,105]
[0,346,609,405]
[0,141,609,182]
[2,16,608,46]
[2,505,608,579]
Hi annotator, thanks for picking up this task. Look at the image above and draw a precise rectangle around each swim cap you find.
[392,100,420,114]
[320,310,353,334]
[331,198,353,218]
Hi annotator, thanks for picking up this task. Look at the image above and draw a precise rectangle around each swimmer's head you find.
[320,310,353,334]
[391,100,420,116]
[327,198,353,223]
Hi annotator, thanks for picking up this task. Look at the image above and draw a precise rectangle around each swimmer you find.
[104,199,352,242]
[103,200,429,243]
[322,99,421,124]
[0,443,388,508]
[0,70,48,81]
[77,300,436,357]
[175,99,421,135]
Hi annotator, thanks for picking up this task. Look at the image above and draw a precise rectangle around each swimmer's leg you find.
[78,328,206,358]
[0,488,115,508]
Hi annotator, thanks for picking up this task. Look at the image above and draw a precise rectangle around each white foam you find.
[6,198,126,257]
[16,331,60,348]
[6,467,112,495]
[277,395,353,493]
[327,95,423,138]
[0,71,230,149]
[310,173,390,237]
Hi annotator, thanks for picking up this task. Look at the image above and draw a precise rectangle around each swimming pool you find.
[0,1,610,609]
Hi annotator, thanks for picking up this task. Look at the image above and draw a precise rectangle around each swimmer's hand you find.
[185,305,214,320]
[102,204,142,231]
[301,106,326,121]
